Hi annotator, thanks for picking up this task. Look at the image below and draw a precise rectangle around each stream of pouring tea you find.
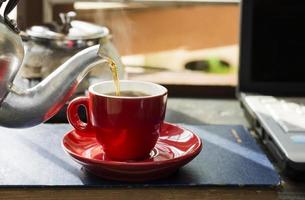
[98,45,121,96]
[108,58,121,96]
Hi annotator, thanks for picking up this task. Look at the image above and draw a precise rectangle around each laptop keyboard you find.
[261,97,305,133]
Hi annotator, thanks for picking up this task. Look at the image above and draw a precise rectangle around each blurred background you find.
[5,0,240,97]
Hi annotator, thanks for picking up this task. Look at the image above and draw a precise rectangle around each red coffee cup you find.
[67,80,168,161]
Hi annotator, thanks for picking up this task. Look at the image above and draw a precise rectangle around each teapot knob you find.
[59,11,76,34]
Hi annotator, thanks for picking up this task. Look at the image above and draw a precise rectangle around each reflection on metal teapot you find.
[0,1,124,128]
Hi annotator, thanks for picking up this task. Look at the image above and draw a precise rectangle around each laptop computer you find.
[238,0,305,175]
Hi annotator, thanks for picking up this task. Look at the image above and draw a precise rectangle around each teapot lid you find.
[25,12,110,49]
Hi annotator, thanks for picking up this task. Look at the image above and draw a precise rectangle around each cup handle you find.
[67,96,92,132]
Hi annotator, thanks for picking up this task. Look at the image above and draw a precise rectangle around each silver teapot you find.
[0,0,124,128]
[20,11,123,92]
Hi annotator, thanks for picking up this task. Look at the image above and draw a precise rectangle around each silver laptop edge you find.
[240,94,305,164]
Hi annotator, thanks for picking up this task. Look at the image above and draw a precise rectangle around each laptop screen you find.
[252,0,305,82]
[239,0,305,95]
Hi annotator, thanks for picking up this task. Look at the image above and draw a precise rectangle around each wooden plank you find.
[46,0,240,3]
[0,188,278,200]
[17,0,43,30]
[162,84,236,98]
[75,4,240,55]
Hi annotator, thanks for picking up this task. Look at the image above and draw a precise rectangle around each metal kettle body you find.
[0,18,24,103]
[20,12,124,93]
[0,18,122,128]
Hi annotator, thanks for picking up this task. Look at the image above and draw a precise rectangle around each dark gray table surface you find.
[165,98,249,126]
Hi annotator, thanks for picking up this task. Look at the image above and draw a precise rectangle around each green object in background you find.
[208,58,232,73]
[185,58,234,74]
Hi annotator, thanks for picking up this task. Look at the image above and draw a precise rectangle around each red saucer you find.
[62,122,202,182]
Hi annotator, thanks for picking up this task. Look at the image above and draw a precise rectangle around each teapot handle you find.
[3,0,20,33]
[0,0,6,8]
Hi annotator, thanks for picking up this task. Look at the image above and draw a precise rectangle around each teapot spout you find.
[0,45,114,128]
